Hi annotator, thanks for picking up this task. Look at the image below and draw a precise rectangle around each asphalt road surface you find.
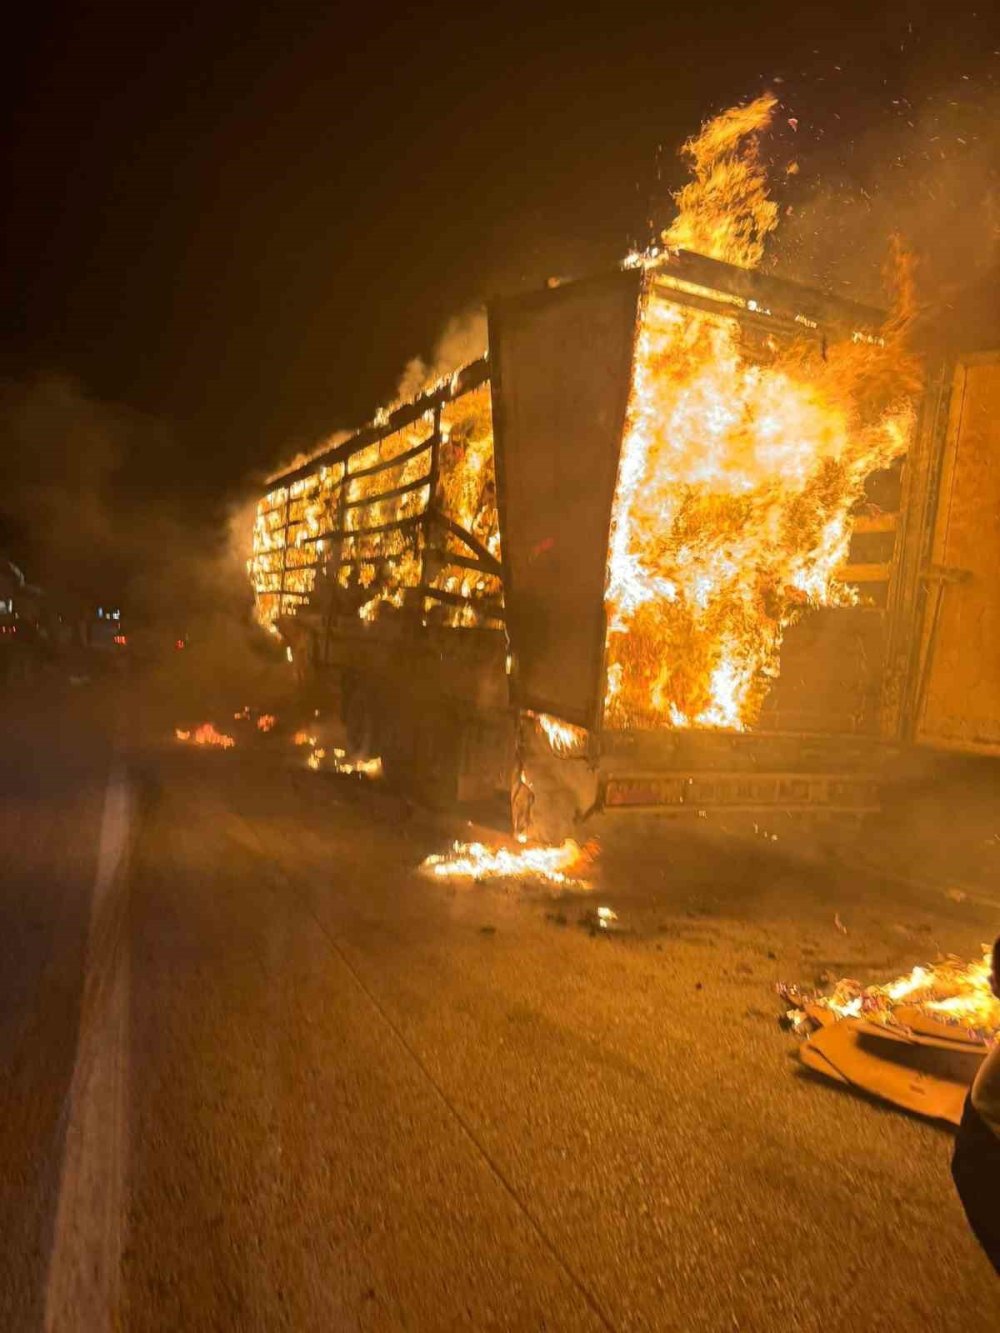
[2,672,999,1331]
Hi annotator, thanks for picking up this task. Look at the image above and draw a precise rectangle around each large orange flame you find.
[605,98,922,732]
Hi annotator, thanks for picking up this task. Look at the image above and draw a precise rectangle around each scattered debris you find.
[946,887,969,904]
[779,947,998,1123]
[580,905,623,936]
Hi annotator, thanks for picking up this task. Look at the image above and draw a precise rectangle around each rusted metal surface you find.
[489,269,642,729]
[915,351,1000,754]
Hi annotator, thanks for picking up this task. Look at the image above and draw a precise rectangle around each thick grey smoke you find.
[264,308,488,482]
[0,373,251,627]
[393,309,488,403]
[0,374,149,594]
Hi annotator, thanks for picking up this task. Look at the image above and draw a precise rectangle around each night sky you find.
[2,1,997,590]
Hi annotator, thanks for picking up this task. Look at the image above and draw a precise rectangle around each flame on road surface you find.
[329,750,382,777]
[299,739,382,778]
[175,723,236,749]
[421,838,593,888]
[605,95,920,731]
[786,946,1000,1040]
[256,714,276,732]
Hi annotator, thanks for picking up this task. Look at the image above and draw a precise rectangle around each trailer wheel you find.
[378,699,414,792]
[379,701,463,807]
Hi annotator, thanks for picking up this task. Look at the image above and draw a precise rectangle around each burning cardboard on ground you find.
[780,947,998,1123]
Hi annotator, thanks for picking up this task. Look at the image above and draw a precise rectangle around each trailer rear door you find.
[488,271,641,729]
[915,352,1000,755]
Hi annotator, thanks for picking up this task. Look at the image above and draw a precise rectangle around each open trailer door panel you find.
[915,352,1000,755]
[488,270,641,729]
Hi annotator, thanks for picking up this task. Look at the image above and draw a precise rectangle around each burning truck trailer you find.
[250,250,1000,840]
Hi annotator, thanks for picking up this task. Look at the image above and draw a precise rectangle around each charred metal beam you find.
[302,513,424,543]
[268,358,490,492]
[429,511,503,576]
[653,249,884,334]
[427,550,500,577]
[346,436,433,483]
[343,473,431,509]
[420,584,503,617]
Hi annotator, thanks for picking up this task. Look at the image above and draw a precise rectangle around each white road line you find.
[44,763,131,1333]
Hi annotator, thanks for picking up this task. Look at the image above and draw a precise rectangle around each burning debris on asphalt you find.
[421,838,595,889]
[779,947,999,1123]
[298,738,382,778]
[174,723,236,749]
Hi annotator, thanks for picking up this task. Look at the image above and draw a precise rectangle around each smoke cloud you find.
[772,83,1000,309]
[393,309,487,403]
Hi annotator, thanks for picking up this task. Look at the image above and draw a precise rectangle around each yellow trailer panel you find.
[916,352,1000,754]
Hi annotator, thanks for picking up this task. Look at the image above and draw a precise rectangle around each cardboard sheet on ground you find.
[800,1021,983,1124]
[846,1016,987,1055]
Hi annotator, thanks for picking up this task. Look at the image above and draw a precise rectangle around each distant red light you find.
[175,639,185,650]
[113,634,127,645]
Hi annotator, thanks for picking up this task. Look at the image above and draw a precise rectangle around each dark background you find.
[1,0,997,599]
